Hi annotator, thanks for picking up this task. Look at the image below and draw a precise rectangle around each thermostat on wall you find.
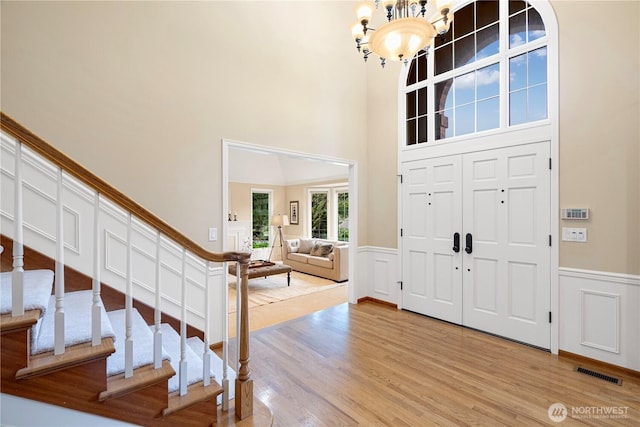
[561,208,589,220]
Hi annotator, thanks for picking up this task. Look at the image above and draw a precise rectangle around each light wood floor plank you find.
[229,301,639,426]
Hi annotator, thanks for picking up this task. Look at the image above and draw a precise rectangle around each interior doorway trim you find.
[221,139,358,304]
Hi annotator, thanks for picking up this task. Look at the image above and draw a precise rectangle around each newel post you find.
[235,258,253,419]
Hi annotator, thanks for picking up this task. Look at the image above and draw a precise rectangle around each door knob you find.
[465,233,473,254]
[453,232,460,253]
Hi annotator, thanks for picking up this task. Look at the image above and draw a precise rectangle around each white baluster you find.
[179,249,188,396]
[124,214,133,378]
[153,232,162,369]
[91,192,101,346]
[222,261,230,411]
[54,168,65,355]
[11,142,24,317]
[202,261,211,387]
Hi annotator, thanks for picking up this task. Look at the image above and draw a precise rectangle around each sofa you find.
[283,238,348,282]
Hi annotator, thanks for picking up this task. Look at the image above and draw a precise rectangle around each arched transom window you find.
[404,0,548,146]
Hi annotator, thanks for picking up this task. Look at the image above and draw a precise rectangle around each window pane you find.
[454,33,476,68]
[435,109,453,140]
[477,63,500,100]
[406,119,417,145]
[477,0,499,28]
[455,71,475,106]
[528,47,547,86]
[337,192,349,242]
[252,192,269,248]
[528,84,547,121]
[509,0,527,16]
[435,43,453,75]
[509,89,527,125]
[435,79,454,111]
[477,97,499,132]
[418,116,428,144]
[476,23,499,59]
[406,91,417,118]
[455,103,475,136]
[509,53,527,91]
[454,3,474,38]
[406,59,417,86]
[418,87,427,116]
[311,193,328,239]
[417,52,428,82]
[509,12,526,48]
[528,7,546,42]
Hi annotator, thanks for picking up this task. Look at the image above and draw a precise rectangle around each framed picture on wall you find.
[289,201,299,225]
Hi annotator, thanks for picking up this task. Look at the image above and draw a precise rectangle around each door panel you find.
[462,142,550,348]
[402,157,462,323]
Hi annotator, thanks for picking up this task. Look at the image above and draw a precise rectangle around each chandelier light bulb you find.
[351,0,453,66]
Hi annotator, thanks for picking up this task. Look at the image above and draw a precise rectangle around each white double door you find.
[401,142,551,349]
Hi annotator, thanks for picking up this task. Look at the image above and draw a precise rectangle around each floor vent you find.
[575,366,622,386]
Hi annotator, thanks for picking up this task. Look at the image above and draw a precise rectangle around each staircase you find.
[0,113,264,426]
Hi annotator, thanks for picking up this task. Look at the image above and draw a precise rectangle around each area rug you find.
[228,270,346,313]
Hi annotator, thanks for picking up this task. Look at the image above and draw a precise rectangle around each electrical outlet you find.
[208,227,217,242]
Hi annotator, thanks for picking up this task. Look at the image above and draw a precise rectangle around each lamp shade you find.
[368,18,436,61]
[271,214,290,227]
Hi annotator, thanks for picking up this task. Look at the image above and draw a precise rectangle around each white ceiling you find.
[228,147,349,186]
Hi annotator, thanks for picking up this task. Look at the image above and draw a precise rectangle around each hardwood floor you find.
[230,301,639,426]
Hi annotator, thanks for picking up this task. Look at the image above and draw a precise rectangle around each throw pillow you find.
[298,238,315,254]
[310,242,334,258]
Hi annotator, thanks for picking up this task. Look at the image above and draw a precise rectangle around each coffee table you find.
[228,261,292,286]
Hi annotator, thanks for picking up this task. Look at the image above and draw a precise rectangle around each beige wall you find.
[1,1,639,275]
[553,0,639,274]
[0,0,368,249]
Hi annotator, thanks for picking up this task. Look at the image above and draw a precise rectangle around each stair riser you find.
[0,328,30,381]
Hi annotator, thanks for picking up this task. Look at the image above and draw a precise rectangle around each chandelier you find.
[351,0,454,67]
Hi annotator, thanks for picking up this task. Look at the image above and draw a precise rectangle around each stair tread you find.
[99,359,175,402]
[158,323,206,393]
[186,336,236,402]
[16,337,115,380]
[0,309,41,333]
[106,308,170,377]
[163,380,224,417]
[0,269,53,316]
[32,290,115,355]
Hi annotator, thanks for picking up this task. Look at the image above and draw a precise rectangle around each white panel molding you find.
[358,246,399,305]
[559,267,639,371]
[104,229,127,278]
[559,267,640,287]
[580,289,620,353]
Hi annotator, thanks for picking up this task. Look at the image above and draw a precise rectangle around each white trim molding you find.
[559,267,640,371]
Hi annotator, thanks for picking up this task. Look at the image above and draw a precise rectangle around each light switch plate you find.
[208,227,217,242]
[562,227,587,242]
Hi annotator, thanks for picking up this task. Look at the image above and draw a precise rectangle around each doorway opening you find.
[222,140,358,332]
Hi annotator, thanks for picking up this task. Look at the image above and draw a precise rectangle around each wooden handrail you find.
[0,112,250,264]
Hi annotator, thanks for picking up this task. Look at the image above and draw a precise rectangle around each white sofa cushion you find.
[298,238,316,254]
[288,252,310,264]
[308,256,333,269]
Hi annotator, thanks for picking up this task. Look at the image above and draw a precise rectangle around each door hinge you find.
[399,281,403,290]
[549,311,552,323]
[398,174,403,184]
[549,235,552,246]
[400,228,403,237]
[549,158,552,170]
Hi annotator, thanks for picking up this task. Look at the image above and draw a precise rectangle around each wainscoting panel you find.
[559,268,639,371]
[357,246,399,305]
